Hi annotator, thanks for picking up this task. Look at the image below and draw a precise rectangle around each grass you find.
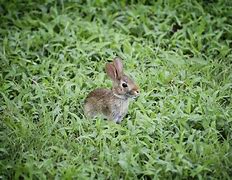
[0,0,232,179]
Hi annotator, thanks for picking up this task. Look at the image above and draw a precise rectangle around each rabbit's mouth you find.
[130,95,139,99]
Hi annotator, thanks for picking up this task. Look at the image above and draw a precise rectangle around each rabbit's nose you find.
[134,90,140,96]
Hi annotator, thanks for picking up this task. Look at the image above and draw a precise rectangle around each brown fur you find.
[84,57,139,123]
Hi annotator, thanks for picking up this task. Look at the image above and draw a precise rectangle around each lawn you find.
[0,0,232,179]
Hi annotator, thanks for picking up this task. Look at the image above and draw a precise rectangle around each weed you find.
[0,0,232,179]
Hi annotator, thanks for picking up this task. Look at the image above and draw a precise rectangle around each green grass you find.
[0,0,232,179]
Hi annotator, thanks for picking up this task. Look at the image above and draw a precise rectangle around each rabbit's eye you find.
[122,83,128,88]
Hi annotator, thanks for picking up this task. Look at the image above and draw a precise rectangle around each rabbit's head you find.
[105,57,139,99]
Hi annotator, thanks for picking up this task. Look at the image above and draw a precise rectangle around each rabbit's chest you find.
[111,99,129,117]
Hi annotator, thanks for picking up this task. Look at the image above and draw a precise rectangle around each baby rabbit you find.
[84,57,139,123]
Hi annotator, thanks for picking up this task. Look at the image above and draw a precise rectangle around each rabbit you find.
[84,57,139,124]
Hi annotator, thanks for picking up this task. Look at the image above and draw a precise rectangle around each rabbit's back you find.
[85,88,111,101]
[84,88,112,118]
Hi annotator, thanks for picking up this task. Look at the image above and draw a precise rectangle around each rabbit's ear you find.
[105,63,117,80]
[113,57,123,78]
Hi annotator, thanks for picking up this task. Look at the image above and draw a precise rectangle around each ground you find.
[0,0,232,179]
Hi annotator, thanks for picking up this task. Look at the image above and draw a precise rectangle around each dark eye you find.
[122,82,128,88]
